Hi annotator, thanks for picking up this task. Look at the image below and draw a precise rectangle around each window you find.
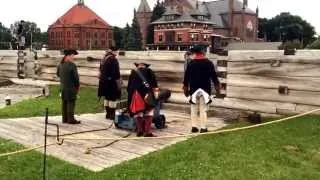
[51,32,54,39]
[108,32,112,39]
[204,34,209,42]
[234,28,239,36]
[246,29,254,38]
[159,34,163,42]
[109,40,113,47]
[101,32,106,38]
[67,31,71,38]
[101,40,106,46]
[198,16,204,21]
[165,15,175,21]
[177,34,183,42]
[67,40,71,46]
[94,32,98,38]
[74,33,79,38]
[95,40,98,46]
[190,34,199,41]
[86,32,91,38]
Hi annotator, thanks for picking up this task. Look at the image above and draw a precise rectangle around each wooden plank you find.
[295,104,320,115]
[228,62,320,77]
[227,74,320,92]
[227,86,320,106]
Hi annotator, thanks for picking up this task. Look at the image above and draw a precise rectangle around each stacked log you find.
[0,50,35,79]
[225,50,320,115]
[31,50,320,115]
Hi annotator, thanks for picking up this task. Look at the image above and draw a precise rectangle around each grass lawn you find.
[0,86,128,119]
[0,115,319,180]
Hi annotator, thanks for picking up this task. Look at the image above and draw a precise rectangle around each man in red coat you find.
[127,63,159,137]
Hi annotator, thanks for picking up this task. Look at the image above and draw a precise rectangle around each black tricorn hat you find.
[107,46,119,52]
[134,62,151,68]
[63,49,78,56]
[190,45,204,53]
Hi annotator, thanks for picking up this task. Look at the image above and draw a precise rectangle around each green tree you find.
[146,0,166,44]
[307,37,320,49]
[123,23,131,50]
[12,20,47,49]
[127,9,143,51]
[259,13,316,47]
[113,26,125,49]
[0,22,12,49]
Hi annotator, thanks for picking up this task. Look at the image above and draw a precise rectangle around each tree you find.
[11,20,48,49]
[259,13,316,47]
[122,23,131,50]
[0,22,12,49]
[113,26,125,49]
[127,10,143,51]
[146,0,166,44]
[307,37,320,49]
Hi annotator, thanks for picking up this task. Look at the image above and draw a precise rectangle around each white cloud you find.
[0,0,318,35]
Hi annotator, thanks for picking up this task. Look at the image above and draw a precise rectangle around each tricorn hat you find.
[190,45,204,53]
[134,62,151,68]
[63,49,78,56]
[106,46,119,52]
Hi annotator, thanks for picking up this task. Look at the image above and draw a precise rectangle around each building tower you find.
[136,0,152,48]
[78,0,84,5]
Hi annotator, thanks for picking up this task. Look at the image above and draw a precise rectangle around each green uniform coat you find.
[57,61,80,101]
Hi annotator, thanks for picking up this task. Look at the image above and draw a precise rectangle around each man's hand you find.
[215,84,221,94]
[183,86,189,97]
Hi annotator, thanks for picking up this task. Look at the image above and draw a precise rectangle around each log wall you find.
[1,50,320,115]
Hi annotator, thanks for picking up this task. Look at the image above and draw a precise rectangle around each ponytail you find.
[60,56,66,64]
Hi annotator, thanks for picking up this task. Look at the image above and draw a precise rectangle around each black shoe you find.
[136,132,144,137]
[191,127,199,133]
[200,128,208,133]
[68,120,81,124]
[144,133,156,137]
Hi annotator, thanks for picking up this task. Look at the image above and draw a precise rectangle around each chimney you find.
[228,0,234,36]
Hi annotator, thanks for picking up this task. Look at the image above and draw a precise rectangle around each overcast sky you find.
[0,0,319,34]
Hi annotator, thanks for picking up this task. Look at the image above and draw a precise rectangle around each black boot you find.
[105,107,111,119]
[109,108,116,120]
[200,128,208,133]
[67,101,81,124]
[191,127,199,133]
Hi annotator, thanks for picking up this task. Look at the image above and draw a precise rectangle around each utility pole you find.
[30,24,33,51]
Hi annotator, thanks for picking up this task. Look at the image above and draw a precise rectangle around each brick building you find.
[136,0,153,48]
[48,0,113,50]
[137,0,259,50]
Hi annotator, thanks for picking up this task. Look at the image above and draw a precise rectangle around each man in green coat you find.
[57,49,81,124]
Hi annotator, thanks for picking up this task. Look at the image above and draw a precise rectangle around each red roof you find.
[50,4,111,28]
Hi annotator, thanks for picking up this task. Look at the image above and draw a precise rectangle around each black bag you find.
[135,69,157,107]
[153,115,166,129]
[248,112,262,124]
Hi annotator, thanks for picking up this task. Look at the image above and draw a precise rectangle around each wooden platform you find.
[0,111,226,172]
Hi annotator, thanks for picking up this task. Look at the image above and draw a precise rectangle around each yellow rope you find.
[62,108,320,141]
[1,108,319,158]
[0,143,56,158]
